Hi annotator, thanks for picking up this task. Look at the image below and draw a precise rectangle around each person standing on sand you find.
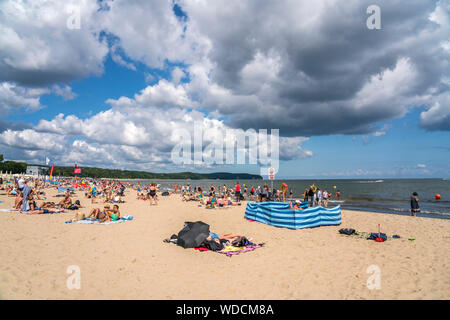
[209,184,216,197]
[21,180,31,212]
[235,182,241,202]
[316,188,322,207]
[303,188,309,203]
[410,192,420,217]
[322,189,328,208]
[308,185,315,207]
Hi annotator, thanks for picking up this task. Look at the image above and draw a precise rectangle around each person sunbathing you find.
[113,193,124,203]
[204,232,252,248]
[86,205,111,220]
[205,195,217,207]
[59,193,72,208]
[97,204,121,223]
[7,186,18,196]
[207,233,243,241]
[21,207,64,214]
[40,201,56,208]
[217,197,227,207]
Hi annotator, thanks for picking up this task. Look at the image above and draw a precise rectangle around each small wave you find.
[391,208,450,216]
[356,180,384,183]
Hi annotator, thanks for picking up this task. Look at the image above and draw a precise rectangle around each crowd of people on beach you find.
[0,175,425,217]
[172,182,343,209]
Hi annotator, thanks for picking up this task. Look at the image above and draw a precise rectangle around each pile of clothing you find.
[339,228,400,242]
[164,221,264,257]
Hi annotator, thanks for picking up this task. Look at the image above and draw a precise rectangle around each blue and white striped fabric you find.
[245,202,341,229]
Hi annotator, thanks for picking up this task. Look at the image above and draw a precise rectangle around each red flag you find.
[50,164,55,177]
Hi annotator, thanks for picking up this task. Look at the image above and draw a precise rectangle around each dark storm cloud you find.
[181,0,449,135]
[0,119,31,133]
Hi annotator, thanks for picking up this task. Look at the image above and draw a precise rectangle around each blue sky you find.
[0,1,449,178]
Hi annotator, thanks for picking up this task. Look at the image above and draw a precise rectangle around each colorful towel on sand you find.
[218,244,263,257]
[67,215,133,225]
[198,205,232,209]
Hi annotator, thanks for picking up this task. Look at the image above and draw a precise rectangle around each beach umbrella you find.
[176,221,210,249]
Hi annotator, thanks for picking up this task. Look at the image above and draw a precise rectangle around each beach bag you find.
[68,204,78,210]
[367,233,387,242]
[162,191,169,196]
[231,236,252,247]
[339,228,355,235]
[203,239,224,251]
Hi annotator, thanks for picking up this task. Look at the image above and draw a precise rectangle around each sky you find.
[0,0,449,179]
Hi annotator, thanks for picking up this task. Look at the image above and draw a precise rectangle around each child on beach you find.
[410,192,420,216]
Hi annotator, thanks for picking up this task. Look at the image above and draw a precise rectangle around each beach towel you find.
[66,215,133,225]
[218,244,263,257]
[198,205,231,209]
[0,208,18,212]
[58,186,75,193]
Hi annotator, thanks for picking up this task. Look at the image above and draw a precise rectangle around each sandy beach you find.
[0,186,449,300]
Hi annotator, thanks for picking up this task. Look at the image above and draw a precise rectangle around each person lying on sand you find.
[207,233,243,241]
[203,233,254,249]
[86,205,111,220]
[40,201,56,208]
[21,207,65,214]
[94,204,121,223]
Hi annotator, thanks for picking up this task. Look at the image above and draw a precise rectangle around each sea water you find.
[126,178,450,219]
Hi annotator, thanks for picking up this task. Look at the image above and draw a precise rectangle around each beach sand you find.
[0,187,449,300]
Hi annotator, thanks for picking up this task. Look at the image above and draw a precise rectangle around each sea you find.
[125,178,450,219]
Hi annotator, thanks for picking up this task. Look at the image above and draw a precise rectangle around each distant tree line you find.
[0,156,262,180]
[0,154,28,174]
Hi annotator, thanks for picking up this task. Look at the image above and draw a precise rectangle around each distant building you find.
[26,165,47,176]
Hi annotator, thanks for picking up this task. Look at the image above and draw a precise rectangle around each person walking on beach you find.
[289,188,293,201]
[410,192,420,217]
